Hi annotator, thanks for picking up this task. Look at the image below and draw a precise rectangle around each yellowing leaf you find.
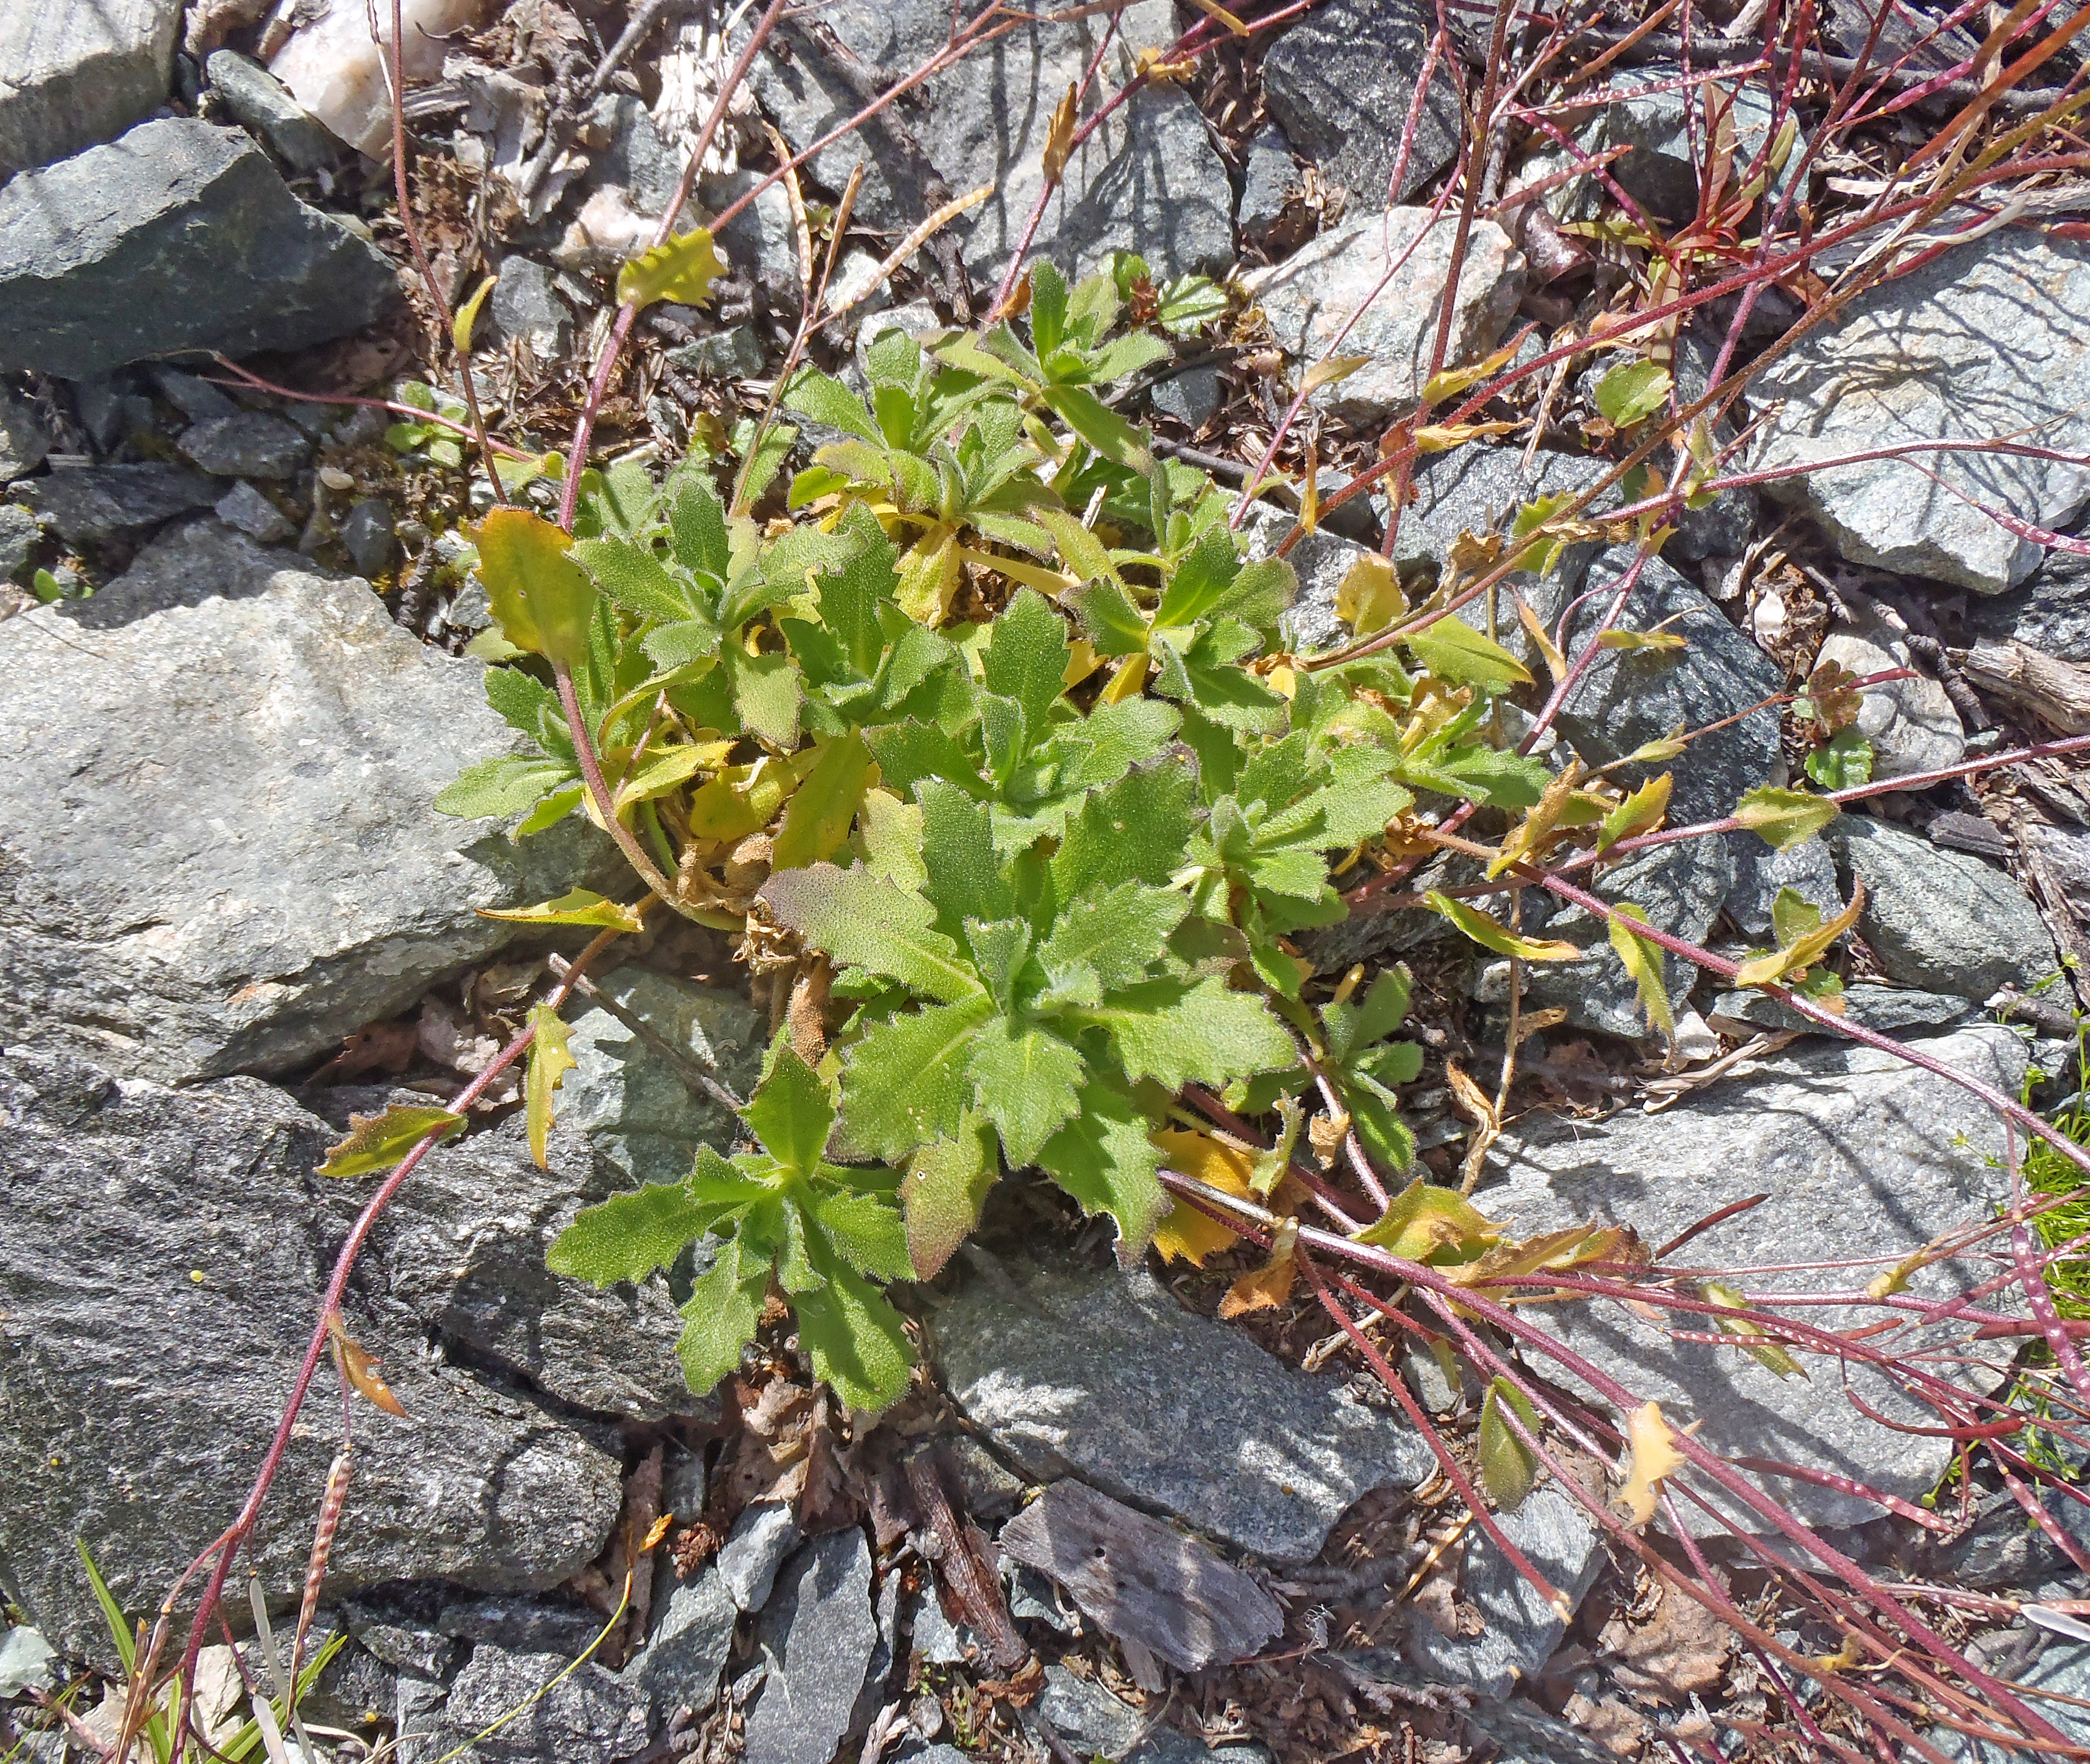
[320,1105,466,1178]
[616,226,725,312]
[1427,892,1583,961]
[1414,420,1519,452]
[1616,1400,1688,1525]
[1336,553,1407,637]
[1733,880,1864,989]
[1515,595,1568,686]
[474,507,598,669]
[1353,1175,1504,1263]
[686,752,813,844]
[1732,784,1839,851]
[1406,616,1534,688]
[326,1315,409,1418]
[615,738,736,811]
[479,888,651,933]
[1042,82,1080,185]
[1301,354,1372,393]
[1447,1221,1648,1291]
[895,524,961,624]
[1421,334,1524,409]
[1219,1217,1299,1316]
[524,1004,576,1170]
[452,275,495,354]
[1607,903,1675,1037]
[1597,626,1688,652]
[1597,773,1672,855]
[1479,1376,1542,1510]
[1593,359,1673,428]
[1152,1126,1258,1264]
[772,730,874,873]
[1489,760,1586,878]
[1701,1280,1807,1379]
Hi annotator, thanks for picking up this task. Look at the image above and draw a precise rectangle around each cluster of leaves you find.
[398,255,1873,1414]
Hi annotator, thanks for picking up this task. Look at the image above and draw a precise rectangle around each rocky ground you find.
[3,0,2090,1761]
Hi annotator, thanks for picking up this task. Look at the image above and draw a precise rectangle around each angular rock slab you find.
[1831,815,2054,1001]
[746,0,1232,281]
[0,118,399,379]
[1260,0,1459,206]
[1752,230,2090,593]
[418,1644,653,1762]
[0,0,179,176]
[0,1050,625,1662]
[0,523,607,1083]
[1240,208,1525,419]
[740,1530,879,1764]
[938,1241,1432,1562]
[1479,1026,2028,1530]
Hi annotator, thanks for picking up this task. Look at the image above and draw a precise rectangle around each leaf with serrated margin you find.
[1075,976,1296,1091]
[665,467,730,579]
[794,1246,913,1412]
[320,1105,466,1178]
[1036,1080,1169,1253]
[1035,505,1122,585]
[1428,893,1583,961]
[836,995,998,1160]
[675,1236,768,1395]
[1479,1377,1542,1510]
[617,227,724,311]
[1036,881,1188,993]
[863,720,987,801]
[1067,579,1151,656]
[1040,382,1152,469]
[1734,880,1864,989]
[551,1180,724,1286]
[479,888,650,932]
[817,507,903,676]
[724,645,802,750]
[475,507,598,669]
[1051,760,1197,898]
[782,365,883,442]
[1598,773,1672,855]
[806,1184,912,1282]
[918,780,1016,932]
[1607,904,1675,1036]
[762,864,984,1004]
[572,536,695,623]
[743,1034,835,1177]
[1041,697,1181,795]
[435,755,577,822]
[1405,616,1534,688]
[967,1018,1085,1166]
[1152,525,1245,631]
[901,1114,999,1278]
[982,588,1070,739]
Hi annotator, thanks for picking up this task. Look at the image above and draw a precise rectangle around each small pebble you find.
[340,498,396,576]
[319,465,355,492]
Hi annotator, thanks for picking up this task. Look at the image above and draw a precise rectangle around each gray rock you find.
[20,461,220,544]
[1752,230,2090,593]
[1968,547,2090,661]
[1260,0,1460,205]
[0,0,180,176]
[179,410,310,479]
[1725,832,1843,940]
[1709,983,1973,1036]
[719,1503,802,1612]
[668,326,767,380]
[855,302,945,385]
[420,1644,652,1762]
[1460,1699,1620,1764]
[1237,501,1390,655]
[1939,1639,2090,1761]
[300,1628,398,1735]
[1479,1025,2028,1530]
[151,365,242,421]
[699,169,802,315]
[746,0,1233,283]
[1388,447,1614,598]
[394,1675,449,1764]
[1508,840,1730,1040]
[0,1049,626,1663]
[0,392,51,481]
[1814,591,1963,781]
[1403,1488,1602,1697]
[0,521,608,1082]
[1926,1486,2090,1594]
[938,1240,1431,1562]
[73,372,157,451]
[214,480,298,543]
[1832,815,2054,1000]
[311,1095,713,1422]
[0,502,39,577]
[341,496,397,575]
[1240,208,1525,418]
[621,1569,737,1718]
[0,1624,57,1698]
[1237,125,1298,241]
[560,965,763,1189]
[1031,1666,1215,1764]
[1152,364,1222,432]
[491,257,571,359]
[0,118,400,380]
[740,1530,879,1764]
[1567,72,1801,226]
[205,49,336,172]
[910,1590,970,1666]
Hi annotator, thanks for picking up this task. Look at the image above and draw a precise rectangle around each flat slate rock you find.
[739,1530,880,1764]
[620,1568,737,1719]
[20,461,221,544]
[938,1240,1431,1562]
[999,1481,1284,1672]
[1259,0,1459,206]
[0,1049,625,1663]
[0,0,180,176]
[415,1644,652,1762]
[0,117,399,379]
[746,0,1232,282]
[1240,207,1525,418]
[0,522,607,1083]
[1752,229,2090,593]
[1479,1025,2027,1531]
